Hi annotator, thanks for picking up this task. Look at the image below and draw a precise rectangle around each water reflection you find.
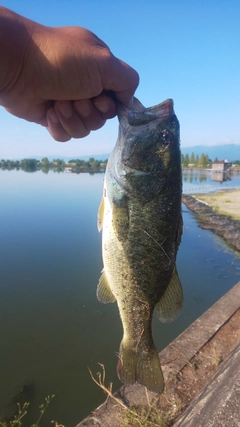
[211,170,232,183]
[182,169,240,193]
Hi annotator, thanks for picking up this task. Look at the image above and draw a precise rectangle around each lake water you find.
[183,169,240,193]
[0,169,240,426]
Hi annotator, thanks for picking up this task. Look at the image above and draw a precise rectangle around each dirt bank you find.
[182,192,240,252]
[194,189,240,220]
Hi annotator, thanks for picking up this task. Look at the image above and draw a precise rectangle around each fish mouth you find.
[118,97,174,127]
[145,98,173,117]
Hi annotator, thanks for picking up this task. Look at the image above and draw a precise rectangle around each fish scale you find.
[97,97,183,393]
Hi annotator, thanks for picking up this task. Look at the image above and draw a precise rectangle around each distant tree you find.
[189,152,195,164]
[40,157,51,173]
[53,158,65,166]
[14,160,20,169]
[205,154,210,166]
[6,160,14,170]
[198,153,206,167]
[41,157,50,165]
[20,158,38,172]
[0,156,109,174]
[91,160,100,169]
[52,158,65,172]
[1,160,7,169]
[68,159,84,167]
[181,153,189,167]
[213,157,219,163]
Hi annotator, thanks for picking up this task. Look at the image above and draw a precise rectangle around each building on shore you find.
[212,160,232,172]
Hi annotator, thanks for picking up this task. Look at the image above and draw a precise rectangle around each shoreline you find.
[182,191,240,252]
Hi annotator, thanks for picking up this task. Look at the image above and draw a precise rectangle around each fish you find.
[97,97,183,393]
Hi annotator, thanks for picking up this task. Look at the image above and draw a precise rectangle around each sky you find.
[1,0,240,159]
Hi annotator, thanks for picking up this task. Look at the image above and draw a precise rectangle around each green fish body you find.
[97,97,183,393]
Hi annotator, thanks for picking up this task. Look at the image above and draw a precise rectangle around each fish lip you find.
[147,98,174,116]
[117,97,174,127]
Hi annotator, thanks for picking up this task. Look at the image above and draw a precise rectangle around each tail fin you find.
[117,340,164,393]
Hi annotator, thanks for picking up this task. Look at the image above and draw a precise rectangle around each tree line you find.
[181,152,212,167]
[1,154,240,173]
[0,157,108,173]
[181,152,240,168]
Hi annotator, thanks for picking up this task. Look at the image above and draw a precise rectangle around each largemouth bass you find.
[97,97,183,393]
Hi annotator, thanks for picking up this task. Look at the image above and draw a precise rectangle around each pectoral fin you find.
[97,196,105,232]
[155,267,183,322]
[97,269,116,303]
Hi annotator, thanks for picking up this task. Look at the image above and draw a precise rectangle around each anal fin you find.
[155,266,183,322]
[97,269,116,303]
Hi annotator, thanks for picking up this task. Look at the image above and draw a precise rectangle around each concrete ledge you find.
[160,281,240,383]
[76,281,240,426]
[174,341,240,426]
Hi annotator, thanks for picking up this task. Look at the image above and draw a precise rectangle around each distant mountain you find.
[63,153,110,162]
[11,153,111,162]
[5,144,240,163]
[181,144,240,162]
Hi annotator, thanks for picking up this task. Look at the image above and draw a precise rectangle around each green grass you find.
[124,401,180,427]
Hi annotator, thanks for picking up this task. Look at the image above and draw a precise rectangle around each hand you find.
[0,7,139,141]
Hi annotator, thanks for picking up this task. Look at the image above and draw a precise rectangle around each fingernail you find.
[57,102,72,118]
[94,101,109,113]
[75,101,91,117]
[47,109,59,124]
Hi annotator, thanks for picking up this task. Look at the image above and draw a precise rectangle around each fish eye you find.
[161,129,172,145]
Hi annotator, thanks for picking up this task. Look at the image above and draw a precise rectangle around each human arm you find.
[0,7,139,141]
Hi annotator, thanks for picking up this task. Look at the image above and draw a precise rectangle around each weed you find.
[0,402,30,427]
[89,364,183,427]
[124,399,177,427]
[211,352,222,367]
[88,363,128,411]
[32,395,55,427]
[0,395,55,427]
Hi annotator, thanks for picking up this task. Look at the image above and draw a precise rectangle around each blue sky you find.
[1,0,240,159]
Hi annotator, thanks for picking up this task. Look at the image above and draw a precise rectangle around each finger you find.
[47,108,72,142]
[92,93,117,119]
[73,99,107,130]
[46,95,117,142]
[54,101,90,138]
[47,99,110,142]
